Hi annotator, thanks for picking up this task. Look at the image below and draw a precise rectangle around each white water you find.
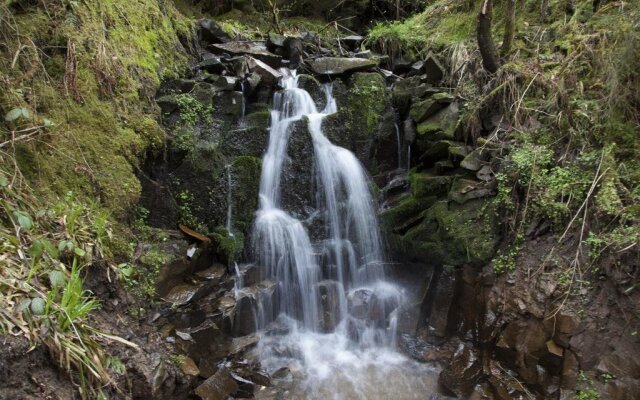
[247,70,440,399]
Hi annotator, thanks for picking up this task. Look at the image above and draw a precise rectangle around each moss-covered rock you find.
[228,156,262,234]
[220,111,270,158]
[396,199,499,266]
[321,72,395,172]
[410,173,453,198]
[416,102,460,140]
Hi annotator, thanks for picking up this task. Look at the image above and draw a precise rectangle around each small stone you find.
[195,366,239,400]
[180,356,200,376]
[246,57,282,86]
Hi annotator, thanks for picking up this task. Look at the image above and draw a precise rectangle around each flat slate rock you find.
[309,57,378,75]
[210,42,282,69]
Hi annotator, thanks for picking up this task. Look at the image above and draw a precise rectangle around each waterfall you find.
[225,164,234,237]
[238,80,247,128]
[393,110,402,170]
[245,69,437,399]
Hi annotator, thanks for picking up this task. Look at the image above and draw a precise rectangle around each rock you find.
[229,334,259,355]
[398,334,431,360]
[316,280,344,332]
[354,50,373,59]
[195,264,226,281]
[266,32,286,52]
[392,77,440,114]
[348,288,375,320]
[156,95,180,115]
[196,57,227,74]
[439,343,482,397]
[157,79,197,96]
[165,282,214,306]
[180,356,200,376]
[409,60,424,76]
[321,72,394,171]
[428,265,457,339]
[410,98,445,123]
[244,72,261,94]
[435,160,455,174]
[128,352,174,399]
[418,140,452,165]
[284,36,304,69]
[220,112,269,158]
[234,263,262,287]
[309,57,378,75]
[398,199,499,266]
[206,75,238,91]
[393,57,414,74]
[448,143,469,164]
[423,52,445,84]
[199,19,231,44]
[416,102,460,140]
[233,289,258,336]
[461,149,489,171]
[449,178,496,204]
[211,42,282,69]
[605,377,640,400]
[228,56,250,77]
[410,173,452,198]
[297,74,325,110]
[342,35,364,50]
[477,165,494,182]
[195,366,239,400]
[247,57,282,86]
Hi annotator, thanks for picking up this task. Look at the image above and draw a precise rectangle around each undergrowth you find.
[0,155,136,398]
[0,0,196,396]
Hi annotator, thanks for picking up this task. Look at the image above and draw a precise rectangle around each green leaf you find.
[73,247,86,257]
[0,175,8,187]
[30,297,46,315]
[4,107,30,122]
[13,211,33,230]
[43,118,54,127]
[41,239,59,259]
[49,270,66,288]
[58,240,74,252]
[29,240,44,259]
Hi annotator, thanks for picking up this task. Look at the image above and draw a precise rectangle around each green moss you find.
[212,227,245,266]
[347,73,387,136]
[229,156,262,234]
[410,173,452,198]
[399,199,499,266]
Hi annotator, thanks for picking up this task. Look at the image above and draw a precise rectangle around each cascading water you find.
[245,70,440,399]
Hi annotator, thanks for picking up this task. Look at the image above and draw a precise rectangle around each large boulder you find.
[309,57,378,75]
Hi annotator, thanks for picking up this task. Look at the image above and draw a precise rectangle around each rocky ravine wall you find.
[140,18,639,400]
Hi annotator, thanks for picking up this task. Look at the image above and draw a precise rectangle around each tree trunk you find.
[477,0,500,73]
[501,0,516,57]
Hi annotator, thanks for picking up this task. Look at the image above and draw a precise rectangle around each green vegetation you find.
[0,0,195,396]
[367,0,476,59]
[0,174,135,397]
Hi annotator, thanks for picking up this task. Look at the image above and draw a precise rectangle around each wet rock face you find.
[439,343,482,397]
